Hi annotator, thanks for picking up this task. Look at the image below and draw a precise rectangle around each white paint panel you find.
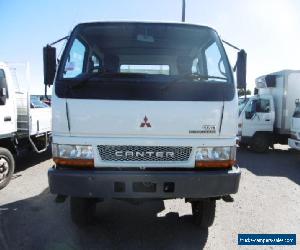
[286,73,300,131]
[65,98,226,138]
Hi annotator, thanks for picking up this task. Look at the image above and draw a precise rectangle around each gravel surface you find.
[0,146,299,250]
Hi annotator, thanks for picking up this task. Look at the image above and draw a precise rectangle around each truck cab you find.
[289,100,300,150]
[238,94,275,152]
[0,62,18,189]
[44,22,246,228]
[0,62,51,189]
[238,71,300,152]
[0,62,17,137]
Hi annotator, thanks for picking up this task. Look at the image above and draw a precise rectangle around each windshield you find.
[57,22,234,101]
[238,98,249,114]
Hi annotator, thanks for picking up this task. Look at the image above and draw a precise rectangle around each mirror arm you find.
[44,84,50,101]
[222,40,241,51]
[49,36,69,46]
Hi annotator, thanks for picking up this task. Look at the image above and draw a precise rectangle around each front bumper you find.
[288,138,300,150]
[48,166,241,199]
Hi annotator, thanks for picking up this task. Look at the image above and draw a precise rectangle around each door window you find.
[204,42,226,78]
[63,39,87,78]
[256,99,270,113]
[0,69,8,102]
[244,99,257,119]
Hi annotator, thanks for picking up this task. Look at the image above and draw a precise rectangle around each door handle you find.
[4,116,11,122]
[265,119,270,121]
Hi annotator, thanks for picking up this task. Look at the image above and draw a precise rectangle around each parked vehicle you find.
[289,99,300,150]
[238,94,252,115]
[31,95,52,107]
[0,62,51,189]
[44,22,247,227]
[238,70,300,152]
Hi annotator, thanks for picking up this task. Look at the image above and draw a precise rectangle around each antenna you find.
[182,0,186,22]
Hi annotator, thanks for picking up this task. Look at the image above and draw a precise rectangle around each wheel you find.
[238,142,248,149]
[251,134,270,153]
[0,148,15,190]
[70,197,96,226]
[191,199,216,228]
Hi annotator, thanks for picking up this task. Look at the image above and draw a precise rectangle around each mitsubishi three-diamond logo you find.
[140,116,151,128]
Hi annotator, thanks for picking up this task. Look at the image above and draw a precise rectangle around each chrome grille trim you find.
[97,145,192,162]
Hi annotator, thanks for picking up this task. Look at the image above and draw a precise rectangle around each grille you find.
[97,145,192,162]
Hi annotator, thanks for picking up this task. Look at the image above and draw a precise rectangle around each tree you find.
[238,89,251,97]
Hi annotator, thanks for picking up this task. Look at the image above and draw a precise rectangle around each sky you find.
[1,0,300,94]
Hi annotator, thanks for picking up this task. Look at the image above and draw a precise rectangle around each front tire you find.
[251,134,270,153]
[0,148,15,190]
[191,199,216,228]
[70,197,96,226]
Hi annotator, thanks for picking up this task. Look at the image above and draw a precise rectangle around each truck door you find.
[242,97,274,137]
[0,68,15,136]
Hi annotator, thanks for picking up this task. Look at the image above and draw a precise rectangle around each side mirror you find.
[0,77,8,105]
[236,49,247,89]
[43,45,56,86]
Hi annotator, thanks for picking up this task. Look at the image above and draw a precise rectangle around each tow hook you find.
[222,194,234,202]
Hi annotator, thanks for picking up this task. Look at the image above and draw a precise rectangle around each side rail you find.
[16,92,51,153]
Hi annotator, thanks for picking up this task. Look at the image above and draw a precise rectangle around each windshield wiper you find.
[175,73,227,82]
[160,73,227,91]
[70,72,148,89]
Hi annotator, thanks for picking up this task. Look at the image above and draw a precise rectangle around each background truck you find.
[0,62,51,189]
[44,21,247,228]
[289,99,300,150]
[238,70,300,152]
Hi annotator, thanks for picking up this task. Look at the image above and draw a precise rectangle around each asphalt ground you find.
[0,145,299,250]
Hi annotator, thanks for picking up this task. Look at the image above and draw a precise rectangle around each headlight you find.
[195,146,236,168]
[52,144,94,167]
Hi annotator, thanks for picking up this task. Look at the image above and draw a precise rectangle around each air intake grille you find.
[97,145,192,162]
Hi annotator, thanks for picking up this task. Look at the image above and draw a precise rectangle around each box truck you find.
[238,70,300,152]
[289,99,300,150]
[0,62,51,189]
[44,22,246,227]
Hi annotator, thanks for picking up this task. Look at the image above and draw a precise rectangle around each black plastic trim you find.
[48,165,241,199]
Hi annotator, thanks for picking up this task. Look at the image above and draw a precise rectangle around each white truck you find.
[44,22,246,227]
[289,99,300,150]
[238,70,300,152]
[0,62,51,189]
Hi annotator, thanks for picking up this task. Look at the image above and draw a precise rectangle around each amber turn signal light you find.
[195,160,235,168]
[53,158,94,167]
